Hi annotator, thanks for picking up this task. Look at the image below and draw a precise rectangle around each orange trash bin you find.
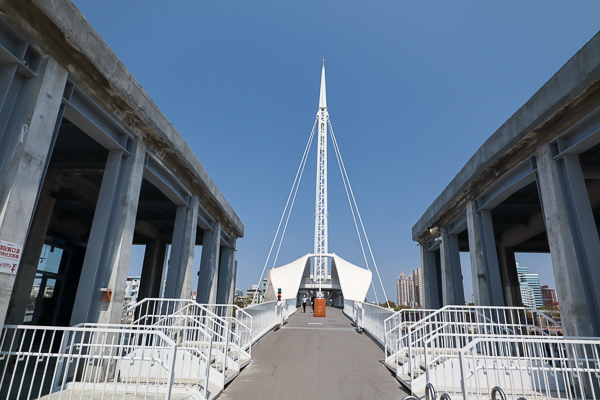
[314,298,326,317]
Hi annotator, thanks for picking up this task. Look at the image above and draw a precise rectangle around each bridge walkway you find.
[221,306,408,399]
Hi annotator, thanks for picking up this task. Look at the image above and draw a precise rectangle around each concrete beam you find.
[3,0,243,239]
[413,30,600,242]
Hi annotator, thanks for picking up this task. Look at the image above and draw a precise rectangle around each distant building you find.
[516,264,543,308]
[413,268,423,307]
[396,268,423,307]
[234,288,244,303]
[541,285,558,308]
[247,284,262,302]
[124,276,141,307]
[122,276,141,323]
[519,283,537,308]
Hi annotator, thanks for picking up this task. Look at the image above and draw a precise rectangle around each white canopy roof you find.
[268,253,372,302]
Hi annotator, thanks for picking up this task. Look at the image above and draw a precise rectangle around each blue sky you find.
[72,0,600,304]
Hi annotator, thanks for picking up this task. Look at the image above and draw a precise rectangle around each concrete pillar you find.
[70,140,146,325]
[5,180,58,324]
[440,226,465,305]
[180,198,199,299]
[466,201,489,306]
[536,144,600,336]
[196,222,221,304]
[496,245,522,306]
[138,239,168,300]
[466,202,505,306]
[0,57,67,329]
[421,244,441,309]
[164,198,198,299]
[228,260,238,304]
[479,210,505,306]
[216,240,236,304]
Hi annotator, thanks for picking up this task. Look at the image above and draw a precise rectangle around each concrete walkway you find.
[221,307,409,400]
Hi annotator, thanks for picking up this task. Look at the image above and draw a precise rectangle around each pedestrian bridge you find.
[2,300,600,400]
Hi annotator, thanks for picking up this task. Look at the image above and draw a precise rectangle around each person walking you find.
[302,295,308,313]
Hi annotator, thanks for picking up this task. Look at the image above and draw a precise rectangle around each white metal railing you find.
[243,300,296,343]
[343,299,356,321]
[78,322,213,399]
[358,303,396,345]
[282,299,298,320]
[459,336,600,400]
[395,305,561,394]
[423,334,600,400]
[384,308,436,372]
[124,298,253,382]
[153,305,244,380]
[244,301,279,343]
[0,324,180,400]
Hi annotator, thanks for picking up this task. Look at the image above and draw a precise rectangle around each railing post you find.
[224,316,230,373]
[165,342,177,400]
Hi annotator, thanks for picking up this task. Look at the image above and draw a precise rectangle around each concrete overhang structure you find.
[412,30,600,338]
[0,0,244,329]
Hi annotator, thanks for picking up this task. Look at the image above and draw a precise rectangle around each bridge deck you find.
[221,306,408,399]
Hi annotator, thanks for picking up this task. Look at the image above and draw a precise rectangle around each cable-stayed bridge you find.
[4,62,597,400]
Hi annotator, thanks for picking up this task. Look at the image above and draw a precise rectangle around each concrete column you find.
[228,260,238,304]
[466,201,489,306]
[196,222,221,304]
[180,198,199,299]
[536,144,600,336]
[440,227,465,305]
[479,210,505,306]
[216,240,236,304]
[5,180,58,324]
[421,244,440,309]
[466,202,505,306]
[496,245,522,306]
[70,140,146,325]
[0,57,67,329]
[137,239,168,301]
[164,198,198,299]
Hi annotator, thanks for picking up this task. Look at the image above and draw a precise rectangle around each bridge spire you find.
[319,60,327,108]
[314,61,329,298]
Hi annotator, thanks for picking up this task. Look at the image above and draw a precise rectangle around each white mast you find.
[314,60,329,298]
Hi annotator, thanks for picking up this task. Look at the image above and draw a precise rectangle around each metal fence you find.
[420,334,600,400]
[384,308,436,368]
[123,298,253,384]
[243,300,296,344]
[0,324,182,400]
[399,306,560,394]
[343,299,356,321]
[360,303,396,346]
[282,299,298,321]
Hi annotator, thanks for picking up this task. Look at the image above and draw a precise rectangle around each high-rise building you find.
[396,268,423,307]
[516,264,543,308]
[413,268,423,307]
[541,285,558,308]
